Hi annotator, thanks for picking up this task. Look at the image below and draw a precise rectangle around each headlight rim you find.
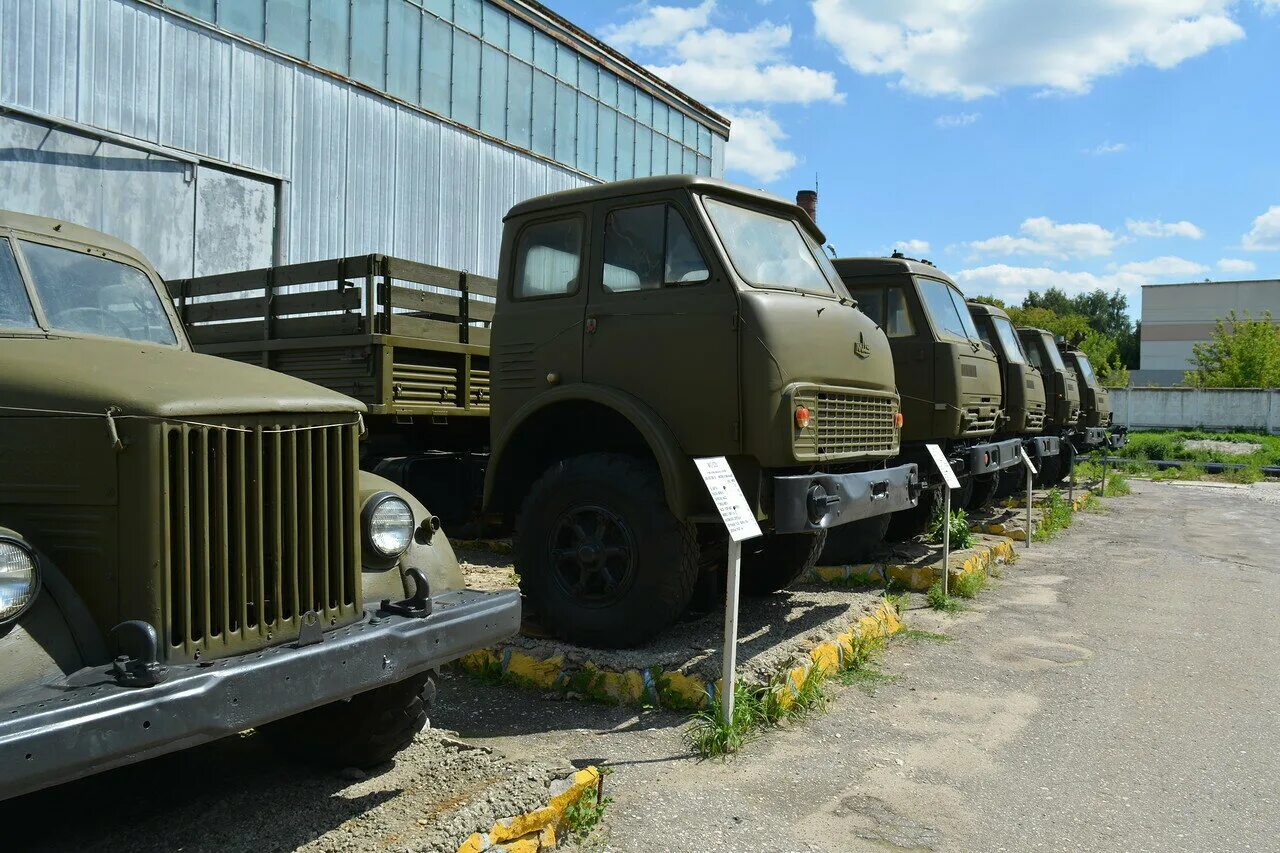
[361,491,416,563]
[0,535,41,626]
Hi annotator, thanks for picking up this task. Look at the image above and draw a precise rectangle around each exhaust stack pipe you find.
[795,189,817,223]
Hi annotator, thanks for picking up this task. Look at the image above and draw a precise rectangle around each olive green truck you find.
[0,211,520,801]
[171,176,921,648]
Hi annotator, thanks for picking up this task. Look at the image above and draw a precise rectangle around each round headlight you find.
[0,539,39,623]
[364,494,415,559]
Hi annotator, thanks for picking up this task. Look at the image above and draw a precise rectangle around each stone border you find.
[805,539,1018,592]
[457,766,602,852]
[455,600,905,711]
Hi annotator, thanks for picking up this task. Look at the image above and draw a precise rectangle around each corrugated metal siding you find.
[2,0,592,278]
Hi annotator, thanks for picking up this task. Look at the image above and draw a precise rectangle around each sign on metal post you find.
[924,444,960,597]
[694,457,762,726]
[1018,446,1038,549]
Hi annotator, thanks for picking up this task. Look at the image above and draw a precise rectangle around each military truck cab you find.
[966,301,1060,477]
[0,211,519,800]
[1059,344,1127,450]
[1017,327,1084,483]
[833,256,1021,540]
[485,177,919,646]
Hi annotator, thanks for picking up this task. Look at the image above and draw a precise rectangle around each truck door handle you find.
[586,316,598,334]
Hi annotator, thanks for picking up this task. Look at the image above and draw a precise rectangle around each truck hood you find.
[0,336,364,417]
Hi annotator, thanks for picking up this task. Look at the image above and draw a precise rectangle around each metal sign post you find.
[1019,446,1038,550]
[925,444,961,597]
[693,457,763,726]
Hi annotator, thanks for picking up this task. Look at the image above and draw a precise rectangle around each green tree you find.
[1184,311,1280,388]
[969,295,1007,309]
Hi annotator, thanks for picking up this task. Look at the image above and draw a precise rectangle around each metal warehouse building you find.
[0,0,729,281]
[1136,279,1280,386]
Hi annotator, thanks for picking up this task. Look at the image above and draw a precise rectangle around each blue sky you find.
[545,0,1280,316]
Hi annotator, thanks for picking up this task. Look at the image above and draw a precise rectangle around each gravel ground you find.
[1183,438,1263,456]
[437,479,1280,852]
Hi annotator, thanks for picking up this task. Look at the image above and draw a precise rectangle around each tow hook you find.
[806,483,841,524]
[380,568,433,619]
[109,620,167,687]
[869,480,889,501]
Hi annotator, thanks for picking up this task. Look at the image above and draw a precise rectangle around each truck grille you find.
[793,388,899,459]
[1026,407,1046,432]
[161,419,362,658]
[961,404,1000,436]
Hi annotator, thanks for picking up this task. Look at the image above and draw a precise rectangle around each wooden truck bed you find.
[168,255,496,419]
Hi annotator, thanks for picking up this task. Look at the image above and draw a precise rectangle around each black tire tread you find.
[741,529,828,596]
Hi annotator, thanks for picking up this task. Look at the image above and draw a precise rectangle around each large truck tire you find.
[1053,441,1076,486]
[817,514,891,566]
[741,529,828,596]
[967,471,1001,510]
[514,453,698,648]
[263,673,435,768]
[1034,452,1059,488]
[886,486,942,541]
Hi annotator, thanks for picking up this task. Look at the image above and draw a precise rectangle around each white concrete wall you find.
[1111,388,1280,434]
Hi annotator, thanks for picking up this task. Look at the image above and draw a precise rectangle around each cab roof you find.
[0,209,154,272]
[832,255,955,282]
[504,175,827,243]
[966,299,1012,321]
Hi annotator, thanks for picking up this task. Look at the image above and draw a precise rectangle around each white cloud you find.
[721,109,798,183]
[1111,256,1209,277]
[1242,205,1280,250]
[601,2,843,184]
[1126,218,1204,239]
[812,0,1245,99]
[968,217,1124,260]
[897,239,932,255]
[935,112,979,128]
[1217,258,1258,273]
[1086,141,1129,155]
[953,264,1147,306]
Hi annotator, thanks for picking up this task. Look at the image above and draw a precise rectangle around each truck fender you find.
[356,472,466,602]
[483,384,704,520]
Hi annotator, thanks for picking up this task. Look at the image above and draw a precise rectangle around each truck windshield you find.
[702,197,835,295]
[0,240,38,329]
[19,240,178,346]
[1042,337,1067,371]
[1074,353,1097,383]
[917,277,980,343]
[992,316,1028,365]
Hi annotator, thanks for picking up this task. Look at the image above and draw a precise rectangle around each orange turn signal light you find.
[795,406,812,429]
[894,412,905,428]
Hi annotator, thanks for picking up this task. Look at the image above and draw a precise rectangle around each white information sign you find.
[694,457,762,542]
[1018,446,1038,476]
[925,443,961,490]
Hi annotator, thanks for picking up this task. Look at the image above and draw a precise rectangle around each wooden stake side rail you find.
[167,254,496,418]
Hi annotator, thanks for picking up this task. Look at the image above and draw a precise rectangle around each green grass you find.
[925,580,961,612]
[929,505,975,549]
[883,590,910,616]
[1223,465,1265,484]
[1102,472,1131,496]
[837,665,898,695]
[1032,488,1074,542]
[951,569,986,599]
[1110,429,1280,469]
[562,778,612,840]
[900,628,953,642]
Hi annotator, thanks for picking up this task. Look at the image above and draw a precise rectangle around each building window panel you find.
[652,100,668,137]
[618,81,635,118]
[578,60,598,98]
[422,15,452,115]
[597,106,616,181]
[220,1,265,41]
[454,0,481,34]
[533,31,556,74]
[482,2,508,48]
[616,116,634,180]
[668,138,682,174]
[682,146,696,174]
[555,44,579,86]
[599,71,618,107]
[506,59,533,148]
[683,115,697,148]
[266,0,309,59]
[425,0,452,21]
[480,43,507,138]
[576,93,597,175]
[635,91,653,128]
[452,31,482,127]
[509,16,533,62]
[697,125,712,157]
[635,125,652,177]
[531,70,555,156]
[169,0,214,21]
[311,0,351,74]
[696,155,711,176]
[554,82,576,164]
[388,2,423,102]
[351,0,389,88]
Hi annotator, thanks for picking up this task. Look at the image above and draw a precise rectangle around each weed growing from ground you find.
[900,628,952,642]
[1032,489,1073,542]
[929,504,975,549]
[684,682,770,758]
[563,778,612,840]
[925,580,961,612]
[837,666,898,695]
[1223,465,1264,484]
[1103,472,1131,496]
[951,569,986,599]
[883,590,910,616]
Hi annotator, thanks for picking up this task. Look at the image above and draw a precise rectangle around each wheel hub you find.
[547,504,637,607]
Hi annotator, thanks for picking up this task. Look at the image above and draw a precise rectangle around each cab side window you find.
[0,239,38,329]
[1023,338,1044,370]
[885,287,914,337]
[514,218,583,298]
[853,286,885,326]
[602,203,710,293]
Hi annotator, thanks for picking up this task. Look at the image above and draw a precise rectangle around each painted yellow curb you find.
[771,600,904,711]
[810,538,1019,592]
[457,767,602,852]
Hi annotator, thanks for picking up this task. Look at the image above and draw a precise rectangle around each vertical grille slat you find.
[162,419,361,659]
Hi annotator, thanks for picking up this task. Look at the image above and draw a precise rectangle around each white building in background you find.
[0,0,729,281]
[1134,279,1280,386]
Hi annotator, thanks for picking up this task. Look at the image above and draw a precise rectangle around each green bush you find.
[929,504,975,549]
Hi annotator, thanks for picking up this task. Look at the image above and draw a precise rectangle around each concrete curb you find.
[457,766,602,852]
[805,539,1019,592]
[455,600,905,711]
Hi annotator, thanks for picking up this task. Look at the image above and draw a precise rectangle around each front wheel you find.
[262,673,435,768]
[887,486,942,541]
[515,453,698,648]
[818,513,891,565]
[1053,442,1076,486]
[740,530,828,596]
[967,471,1001,510]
